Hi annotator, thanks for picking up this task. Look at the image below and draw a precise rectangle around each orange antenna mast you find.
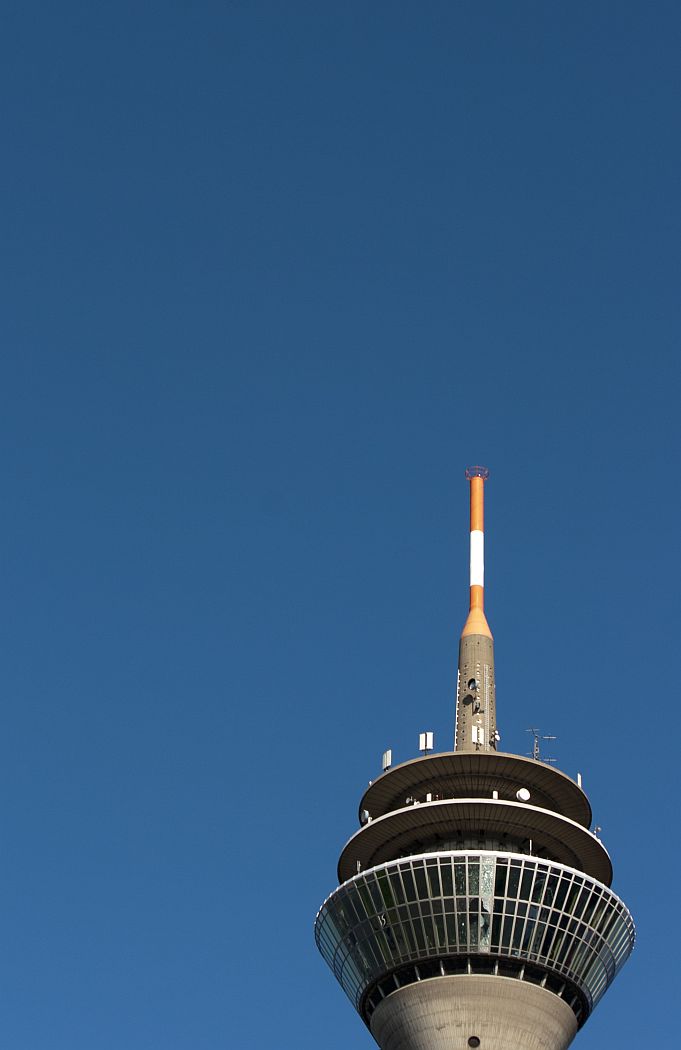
[463,465,491,636]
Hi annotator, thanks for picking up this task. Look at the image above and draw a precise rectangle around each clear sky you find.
[0,3,678,1048]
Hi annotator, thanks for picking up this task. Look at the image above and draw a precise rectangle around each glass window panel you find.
[422,914,436,949]
[362,938,384,971]
[389,871,406,906]
[599,903,619,941]
[553,877,570,910]
[368,878,384,913]
[415,865,429,901]
[574,886,591,918]
[383,923,399,959]
[495,859,508,895]
[358,882,375,917]
[574,921,588,942]
[372,931,391,965]
[511,915,525,951]
[389,919,409,958]
[347,893,367,924]
[440,859,454,898]
[427,862,442,898]
[566,938,589,972]
[332,907,350,936]
[546,927,564,962]
[377,870,396,909]
[340,954,363,990]
[520,911,537,952]
[401,868,417,901]
[527,916,547,957]
[457,910,468,948]
[582,888,599,923]
[535,919,554,958]
[531,869,546,902]
[468,862,480,895]
[607,924,628,953]
[590,895,607,929]
[507,865,520,898]
[454,863,466,895]
[520,866,534,900]
[400,916,417,954]
[563,880,579,913]
[544,873,559,905]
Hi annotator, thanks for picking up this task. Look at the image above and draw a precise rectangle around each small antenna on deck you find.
[526,728,557,765]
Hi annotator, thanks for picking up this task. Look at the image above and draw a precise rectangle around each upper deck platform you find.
[359,751,592,828]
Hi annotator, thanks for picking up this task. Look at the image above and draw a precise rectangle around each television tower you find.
[315,468,634,1050]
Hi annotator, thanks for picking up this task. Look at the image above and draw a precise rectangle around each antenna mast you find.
[526,728,557,765]
[454,467,499,752]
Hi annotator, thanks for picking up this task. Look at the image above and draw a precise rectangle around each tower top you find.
[464,465,489,480]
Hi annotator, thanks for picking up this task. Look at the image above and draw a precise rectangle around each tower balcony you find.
[315,851,635,1035]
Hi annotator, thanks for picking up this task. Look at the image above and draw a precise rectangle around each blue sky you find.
[0,3,678,1048]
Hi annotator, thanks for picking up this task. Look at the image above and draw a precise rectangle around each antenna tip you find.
[465,465,489,480]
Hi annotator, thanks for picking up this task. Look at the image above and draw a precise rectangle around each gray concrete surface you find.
[370,975,578,1050]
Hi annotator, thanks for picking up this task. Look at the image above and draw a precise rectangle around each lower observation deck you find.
[315,851,634,1030]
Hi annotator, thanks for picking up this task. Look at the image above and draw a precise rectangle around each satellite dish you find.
[516,788,531,802]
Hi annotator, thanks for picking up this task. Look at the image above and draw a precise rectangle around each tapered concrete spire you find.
[455,466,498,752]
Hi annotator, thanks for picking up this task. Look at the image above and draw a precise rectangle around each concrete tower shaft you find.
[456,468,498,753]
[369,976,578,1050]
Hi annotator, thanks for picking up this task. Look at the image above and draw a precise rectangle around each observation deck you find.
[316,851,635,1032]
